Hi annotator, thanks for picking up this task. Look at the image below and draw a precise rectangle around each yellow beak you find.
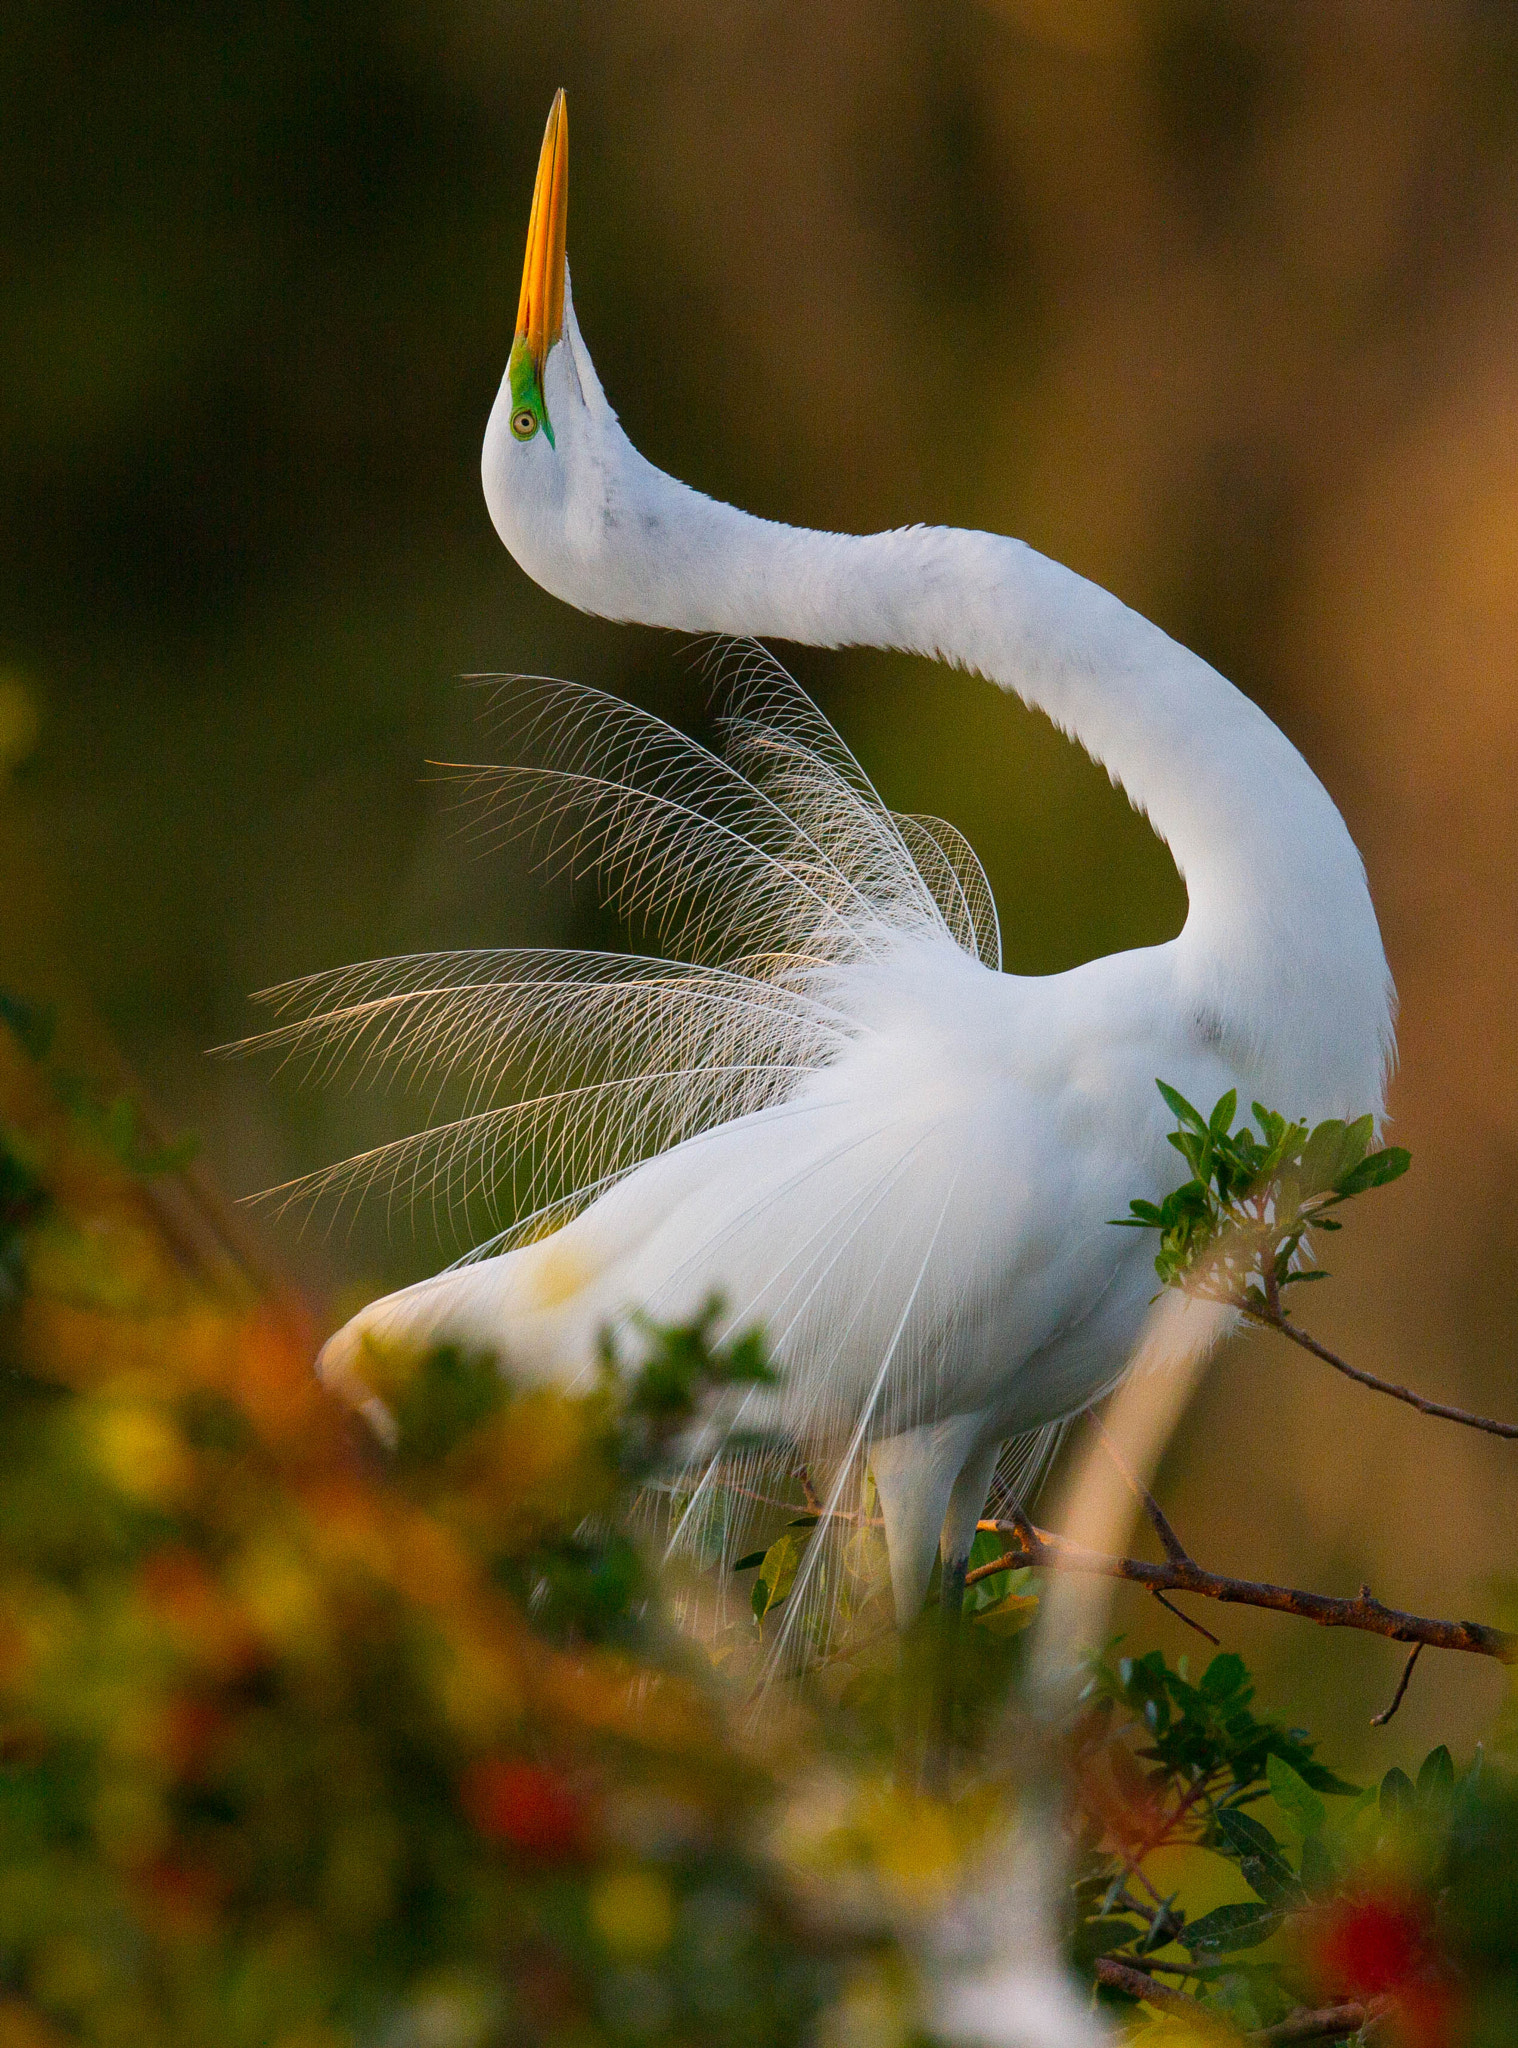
[516,89,568,378]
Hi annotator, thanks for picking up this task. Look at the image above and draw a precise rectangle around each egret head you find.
[502,89,567,452]
[483,91,640,614]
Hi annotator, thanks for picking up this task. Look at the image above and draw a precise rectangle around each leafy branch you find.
[1070,1645,1495,2039]
[1117,1082,1518,1440]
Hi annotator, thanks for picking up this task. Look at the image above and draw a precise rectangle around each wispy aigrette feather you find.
[241,643,1000,1249]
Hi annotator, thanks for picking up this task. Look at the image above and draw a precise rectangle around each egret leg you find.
[924,1439,1003,1789]
[938,1438,1003,1612]
[869,1413,989,1628]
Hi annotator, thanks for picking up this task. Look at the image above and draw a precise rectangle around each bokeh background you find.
[3,1,1516,1779]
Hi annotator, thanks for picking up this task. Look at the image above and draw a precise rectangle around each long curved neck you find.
[512,355,1394,1115]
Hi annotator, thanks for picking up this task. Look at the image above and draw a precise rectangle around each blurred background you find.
[3,0,1516,1778]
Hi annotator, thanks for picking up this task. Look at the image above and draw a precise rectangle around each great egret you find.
[284,92,1394,1631]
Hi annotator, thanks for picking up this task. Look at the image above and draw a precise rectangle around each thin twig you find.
[796,1464,821,1514]
[1152,1587,1221,1645]
[964,1523,1518,1664]
[1244,1303,1518,1441]
[1370,1641,1424,1727]
[1090,1414,1193,1564]
[1109,1772,1213,1902]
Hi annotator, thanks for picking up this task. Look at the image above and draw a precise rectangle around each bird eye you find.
[511,406,540,441]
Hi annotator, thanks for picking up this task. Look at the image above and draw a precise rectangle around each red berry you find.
[460,1758,585,1859]
[1317,1892,1426,1997]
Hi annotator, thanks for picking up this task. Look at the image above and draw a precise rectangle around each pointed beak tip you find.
[516,89,570,372]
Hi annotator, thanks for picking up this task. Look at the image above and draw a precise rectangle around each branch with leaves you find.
[1069,1646,1494,2043]
[1116,1083,1518,1439]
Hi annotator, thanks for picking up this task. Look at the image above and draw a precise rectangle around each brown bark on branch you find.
[1092,1957,1215,2023]
[1244,1296,1518,1440]
[1096,1957,1389,2041]
[967,1520,1518,1664]
[1249,1998,1389,2043]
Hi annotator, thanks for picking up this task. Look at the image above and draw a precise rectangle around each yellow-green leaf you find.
[752,1529,807,1620]
[971,1588,1040,1636]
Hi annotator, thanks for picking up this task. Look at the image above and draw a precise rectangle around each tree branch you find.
[1092,1957,1212,2023]
[1241,1301,1518,1440]
[1100,1960,1389,2043]
[1249,1998,1389,2044]
[966,1523,1518,1663]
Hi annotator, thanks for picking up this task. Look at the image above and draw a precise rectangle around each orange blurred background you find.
[3,2,1515,1774]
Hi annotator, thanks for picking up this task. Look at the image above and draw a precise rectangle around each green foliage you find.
[749,1526,811,1621]
[0,1326,844,2048]
[387,1343,509,1466]
[9,1002,1518,2045]
[611,1301,777,1481]
[51,1073,201,1179]
[1069,1643,1518,2038]
[0,1123,47,1308]
[0,1015,848,2047]
[1114,1082,1409,1305]
[0,991,56,1064]
[963,1529,1041,1635]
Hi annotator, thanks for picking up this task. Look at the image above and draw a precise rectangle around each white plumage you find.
[263,95,1395,1636]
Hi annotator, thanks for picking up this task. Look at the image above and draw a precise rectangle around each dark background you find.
[4,0,1517,1775]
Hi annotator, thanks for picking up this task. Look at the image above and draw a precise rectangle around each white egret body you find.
[303,96,1394,1626]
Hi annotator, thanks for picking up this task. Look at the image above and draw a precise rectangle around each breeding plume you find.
[276,93,1394,1631]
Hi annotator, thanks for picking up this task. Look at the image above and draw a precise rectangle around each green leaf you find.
[1339,1113,1374,1173]
[1214,1808,1284,1860]
[751,1528,808,1620]
[1200,1652,1249,1701]
[1213,1809,1303,1905]
[1207,1089,1238,1137]
[1251,1103,1285,1147]
[1335,1147,1410,1195]
[732,1550,767,1573]
[1183,1901,1282,1958]
[971,1585,1040,1636]
[1167,1129,1207,1175]
[1068,1917,1149,1970]
[1379,1766,1415,1820]
[1295,1757,1360,1799]
[1297,1118,1348,1195]
[1267,1753,1326,1837]
[1299,1832,1335,1890]
[1156,1080,1208,1132]
[1416,1745,1455,1810]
